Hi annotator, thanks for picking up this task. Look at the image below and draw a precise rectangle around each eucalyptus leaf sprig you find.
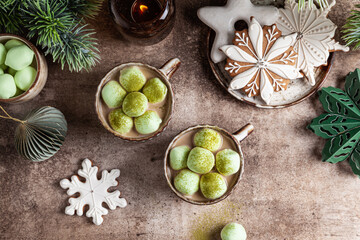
[0,0,103,72]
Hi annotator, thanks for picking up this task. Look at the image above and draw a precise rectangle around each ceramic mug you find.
[0,34,48,104]
[164,123,254,205]
[95,58,180,141]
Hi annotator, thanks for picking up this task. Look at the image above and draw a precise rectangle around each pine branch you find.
[20,0,74,47]
[45,24,100,72]
[342,4,360,50]
[0,0,102,72]
[298,0,329,10]
[0,0,22,33]
[64,0,104,19]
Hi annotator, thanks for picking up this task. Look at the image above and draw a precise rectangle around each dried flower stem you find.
[0,105,25,124]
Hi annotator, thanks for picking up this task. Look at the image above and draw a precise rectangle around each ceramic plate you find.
[206,30,334,109]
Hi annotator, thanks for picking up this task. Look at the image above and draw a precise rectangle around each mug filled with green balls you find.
[164,123,254,205]
[95,58,180,141]
[0,34,48,103]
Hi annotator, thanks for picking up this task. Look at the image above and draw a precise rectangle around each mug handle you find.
[160,58,181,79]
[233,123,254,142]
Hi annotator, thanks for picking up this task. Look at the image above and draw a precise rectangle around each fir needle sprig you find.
[298,0,329,10]
[0,0,103,72]
[342,4,360,50]
[47,24,100,72]
[66,0,104,19]
[0,0,22,33]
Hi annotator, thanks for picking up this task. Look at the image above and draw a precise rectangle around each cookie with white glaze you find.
[276,0,349,86]
[221,18,302,105]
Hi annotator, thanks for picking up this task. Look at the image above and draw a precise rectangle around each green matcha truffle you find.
[108,109,133,134]
[200,172,227,200]
[0,74,16,99]
[0,43,6,65]
[134,110,162,134]
[187,147,215,174]
[221,223,247,240]
[0,68,3,75]
[194,128,222,152]
[142,77,168,103]
[4,39,24,50]
[14,66,37,91]
[120,66,146,92]
[216,149,241,176]
[122,92,148,117]
[170,145,191,170]
[101,80,127,108]
[5,45,34,70]
[174,169,200,195]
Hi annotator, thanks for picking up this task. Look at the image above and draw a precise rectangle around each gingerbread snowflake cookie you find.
[60,159,127,225]
[221,18,302,104]
[276,0,349,85]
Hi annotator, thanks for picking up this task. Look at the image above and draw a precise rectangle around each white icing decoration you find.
[197,0,279,63]
[222,18,303,104]
[276,0,349,86]
[60,159,127,225]
[221,45,257,63]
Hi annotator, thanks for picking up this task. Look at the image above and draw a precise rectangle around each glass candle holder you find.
[109,0,175,45]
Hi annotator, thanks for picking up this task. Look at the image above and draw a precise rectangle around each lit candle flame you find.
[139,4,148,13]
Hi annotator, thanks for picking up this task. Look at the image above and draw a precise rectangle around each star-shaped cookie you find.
[198,0,279,63]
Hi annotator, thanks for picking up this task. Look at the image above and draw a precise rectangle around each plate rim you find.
[206,30,334,109]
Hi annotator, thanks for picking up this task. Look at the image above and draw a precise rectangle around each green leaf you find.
[308,113,360,139]
[349,142,360,177]
[322,128,360,163]
[309,69,360,176]
[345,68,360,109]
[319,87,360,119]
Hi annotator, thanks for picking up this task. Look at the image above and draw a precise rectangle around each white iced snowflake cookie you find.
[197,0,279,63]
[276,0,349,85]
[221,18,302,105]
[60,159,127,225]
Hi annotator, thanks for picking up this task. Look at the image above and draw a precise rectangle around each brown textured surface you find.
[1,1,360,239]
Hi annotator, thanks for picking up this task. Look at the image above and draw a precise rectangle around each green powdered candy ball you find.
[5,39,24,50]
[5,45,34,70]
[122,92,148,117]
[7,67,16,76]
[0,43,6,65]
[120,66,146,92]
[108,109,133,134]
[194,128,222,152]
[134,110,162,134]
[142,77,168,103]
[187,147,215,174]
[174,169,200,195]
[221,223,247,240]
[0,68,3,75]
[216,149,241,176]
[200,172,227,199]
[0,74,16,99]
[101,80,127,108]
[14,66,37,91]
[170,146,191,170]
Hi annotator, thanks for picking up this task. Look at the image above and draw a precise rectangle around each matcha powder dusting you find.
[189,200,242,240]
